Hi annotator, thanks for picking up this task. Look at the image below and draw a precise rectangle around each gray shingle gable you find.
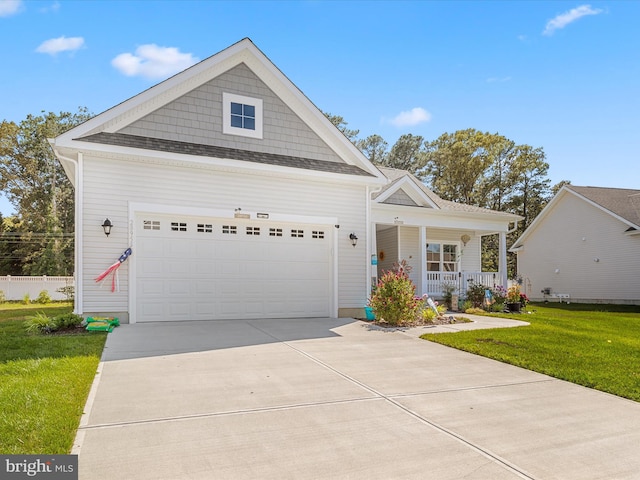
[567,185,640,228]
[76,132,374,177]
[376,166,517,218]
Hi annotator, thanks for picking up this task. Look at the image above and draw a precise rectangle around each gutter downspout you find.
[52,149,83,315]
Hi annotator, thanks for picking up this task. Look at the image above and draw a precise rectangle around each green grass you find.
[0,303,107,454]
[421,302,640,402]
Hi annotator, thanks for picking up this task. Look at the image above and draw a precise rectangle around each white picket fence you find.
[0,276,74,301]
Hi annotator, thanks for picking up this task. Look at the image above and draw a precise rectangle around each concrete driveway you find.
[75,318,640,479]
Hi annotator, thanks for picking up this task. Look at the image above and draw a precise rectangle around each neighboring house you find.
[511,185,640,304]
[50,38,519,323]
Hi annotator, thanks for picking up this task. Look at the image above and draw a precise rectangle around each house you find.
[50,38,519,323]
[511,185,640,304]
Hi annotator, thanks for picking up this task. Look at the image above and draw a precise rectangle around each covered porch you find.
[368,166,521,302]
[373,223,508,299]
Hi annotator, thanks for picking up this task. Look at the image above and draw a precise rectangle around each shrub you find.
[491,285,507,304]
[22,293,30,305]
[56,285,75,301]
[369,269,420,326]
[419,303,448,323]
[0,290,5,303]
[461,300,473,311]
[489,302,505,313]
[24,312,55,334]
[464,307,486,315]
[52,313,83,330]
[466,280,486,308]
[36,289,52,304]
[441,281,457,309]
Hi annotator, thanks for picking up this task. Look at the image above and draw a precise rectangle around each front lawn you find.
[0,303,107,454]
[421,303,640,402]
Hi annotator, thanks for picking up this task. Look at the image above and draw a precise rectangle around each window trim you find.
[426,242,460,272]
[222,92,263,139]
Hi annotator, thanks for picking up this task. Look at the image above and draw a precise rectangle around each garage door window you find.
[246,226,260,235]
[222,225,237,234]
[269,228,283,237]
[143,220,160,231]
[312,230,325,239]
[291,229,304,238]
[197,224,213,233]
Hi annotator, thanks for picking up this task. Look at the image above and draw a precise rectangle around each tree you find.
[0,108,92,275]
[506,145,551,231]
[322,112,359,142]
[383,134,426,174]
[356,134,388,165]
[0,214,22,275]
[422,129,497,205]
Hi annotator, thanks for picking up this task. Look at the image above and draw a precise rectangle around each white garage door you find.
[134,214,333,322]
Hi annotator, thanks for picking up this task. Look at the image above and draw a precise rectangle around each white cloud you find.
[0,0,23,17]
[39,1,60,13]
[389,107,432,128]
[36,36,84,55]
[543,4,603,36]
[111,44,199,79]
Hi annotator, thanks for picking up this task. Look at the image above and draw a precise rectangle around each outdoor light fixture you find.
[349,233,358,247]
[101,218,113,237]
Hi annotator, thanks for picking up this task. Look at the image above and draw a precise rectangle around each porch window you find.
[426,244,440,271]
[426,243,458,271]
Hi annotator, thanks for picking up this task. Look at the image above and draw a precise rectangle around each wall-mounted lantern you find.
[101,218,113,237]
[349,233,358,247]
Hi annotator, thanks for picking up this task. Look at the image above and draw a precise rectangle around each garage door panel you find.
[136,215,332,322]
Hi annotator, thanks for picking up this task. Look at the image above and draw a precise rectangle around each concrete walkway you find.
[75,317,640,479]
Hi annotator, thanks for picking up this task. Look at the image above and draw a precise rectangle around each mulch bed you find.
[366,315,472,329]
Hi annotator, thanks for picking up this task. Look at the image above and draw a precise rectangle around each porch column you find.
[419,226,427,295]
[499,231,508,288]
[370,222,378,293]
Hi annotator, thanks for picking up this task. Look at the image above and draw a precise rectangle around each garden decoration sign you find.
[95,248,132,292]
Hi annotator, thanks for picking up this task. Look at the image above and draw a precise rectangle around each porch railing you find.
[425,272,499,298]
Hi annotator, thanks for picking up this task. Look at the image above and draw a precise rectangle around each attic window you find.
[222,92,263,139]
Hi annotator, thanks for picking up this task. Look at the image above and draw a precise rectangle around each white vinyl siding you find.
[399,226,421,288]
[81,155,368,318]
[375,227,398,277]
[517,193,640,303]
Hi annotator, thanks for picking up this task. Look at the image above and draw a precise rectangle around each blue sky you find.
[1,0,638,215]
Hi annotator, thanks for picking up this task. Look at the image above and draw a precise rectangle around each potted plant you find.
[506,285,522,312]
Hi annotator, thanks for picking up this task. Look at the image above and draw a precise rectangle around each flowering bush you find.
[466,280,486,308]
[507,285,522,303]
[491,285,507,304]
[369,269,420,326]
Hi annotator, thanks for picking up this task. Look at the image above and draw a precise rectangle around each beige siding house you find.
[511,185,640,304]
[50,38,519,323]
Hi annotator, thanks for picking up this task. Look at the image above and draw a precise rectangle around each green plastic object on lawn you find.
[86,316,120,332]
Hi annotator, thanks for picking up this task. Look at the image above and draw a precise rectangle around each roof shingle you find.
[76,132,374,177]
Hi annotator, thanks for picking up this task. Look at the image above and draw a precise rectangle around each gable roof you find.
[512,184,640,249]
[50,38,384,182]
[566,185,640,228]
[375,167,520,219]
[78,132,373,177]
